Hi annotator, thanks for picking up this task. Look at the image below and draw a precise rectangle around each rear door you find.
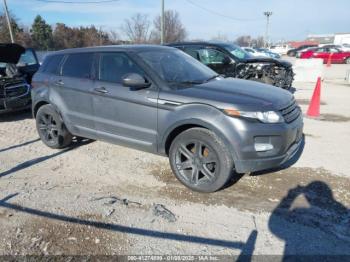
[92,52,158,152]
[51,52,97,138]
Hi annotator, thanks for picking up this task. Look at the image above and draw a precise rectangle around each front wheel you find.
[169,128,235,193]
[345,57,350,64]
[36,104,72,149]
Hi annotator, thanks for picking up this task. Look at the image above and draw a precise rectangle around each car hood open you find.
[242,56,292,68]
[0,43,25,64]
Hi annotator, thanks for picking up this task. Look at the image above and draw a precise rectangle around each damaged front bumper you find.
[0,81,31,113]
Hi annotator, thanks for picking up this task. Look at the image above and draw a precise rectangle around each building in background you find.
[334,33,350,45]
[288,41,319,48]
[306,34,335,45]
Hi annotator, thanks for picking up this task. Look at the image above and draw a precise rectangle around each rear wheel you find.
[345,57,350,64]
[169,128,235,193]
[36,104,72,149]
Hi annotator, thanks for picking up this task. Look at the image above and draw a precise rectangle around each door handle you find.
[54,80,64,86]
[94,86,108,94]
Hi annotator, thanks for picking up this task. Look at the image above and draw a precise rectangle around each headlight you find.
[223,109,284,123]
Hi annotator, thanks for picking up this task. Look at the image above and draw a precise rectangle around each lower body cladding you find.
[0,84,31,113]
[228,114,304,173]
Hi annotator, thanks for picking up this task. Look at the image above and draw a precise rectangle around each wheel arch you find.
[161,118,238,162]
[33,100,50,118]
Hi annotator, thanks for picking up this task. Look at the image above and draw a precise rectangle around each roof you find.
[52,44,174,55]
[167,41,235,47]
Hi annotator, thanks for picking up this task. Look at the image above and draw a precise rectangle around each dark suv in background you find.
[32,45,303,192]
[0,43,40,113]
[168,42,294,89]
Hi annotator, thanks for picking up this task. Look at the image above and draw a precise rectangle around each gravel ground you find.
[0,62,349,258]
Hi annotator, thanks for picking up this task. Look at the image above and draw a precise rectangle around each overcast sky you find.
[6,0,350,41]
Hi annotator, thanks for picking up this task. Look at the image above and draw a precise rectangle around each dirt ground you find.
[0,61,350,259]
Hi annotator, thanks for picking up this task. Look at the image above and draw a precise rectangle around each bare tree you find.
[108,29,120,42]
[121,13,150,44]
[211,32,229,42]
[151,10,187,44]
[235,35,252,47]
[235,35,265,48]
[251,36,265,48]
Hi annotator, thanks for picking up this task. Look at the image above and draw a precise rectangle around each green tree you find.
[31,15,53,50]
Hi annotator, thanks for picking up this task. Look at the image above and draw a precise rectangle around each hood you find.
[164,78,294,111]
[242,56,292,68]
[0,43,25,64]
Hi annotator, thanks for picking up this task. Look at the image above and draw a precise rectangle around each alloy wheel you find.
[38,113,59,144]
[175,140,219,186]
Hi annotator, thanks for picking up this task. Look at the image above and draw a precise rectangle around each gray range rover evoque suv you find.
[32,45,303,192]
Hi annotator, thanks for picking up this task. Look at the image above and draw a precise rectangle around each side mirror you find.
[122,73,151,89]
[222,56,232,65]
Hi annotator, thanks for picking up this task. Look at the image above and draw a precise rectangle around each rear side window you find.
[62,53,94,78]
[42,55,64,74]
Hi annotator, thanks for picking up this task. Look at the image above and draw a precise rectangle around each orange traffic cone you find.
[326,53,333,67]
[307,77,322,117]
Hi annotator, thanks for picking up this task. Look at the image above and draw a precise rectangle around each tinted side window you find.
[62,53,94,78]
[197,48,226,65]
[18,49,38,66]
[183,46,202,61]
[99,53,144,83]
[42,55,64,74]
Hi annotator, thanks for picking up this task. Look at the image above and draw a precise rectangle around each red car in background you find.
[300,47,350,64]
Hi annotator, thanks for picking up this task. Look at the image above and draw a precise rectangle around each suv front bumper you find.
[229,113,304,173]
[235,135,303,173]
[0,84,31,113]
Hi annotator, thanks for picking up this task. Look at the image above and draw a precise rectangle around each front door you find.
[183,46,231,76]
[92,52,158,152]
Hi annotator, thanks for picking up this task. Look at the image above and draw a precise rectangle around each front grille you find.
[5,84,29,98]
[0,77,29,99]
[0,86,4,98]
[279,99,301,123]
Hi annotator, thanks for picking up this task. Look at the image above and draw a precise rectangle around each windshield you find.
[220,44,252,60]
[138,49,218,84]
[0,49,37,68]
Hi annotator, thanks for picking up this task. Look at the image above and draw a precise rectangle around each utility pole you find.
[264,11,272,48]
[160,0,165,44]
[99,26,102,45]
[2,0,14,43]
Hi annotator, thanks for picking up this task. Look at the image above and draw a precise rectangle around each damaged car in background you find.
[168,42,294,89]
[0,43,40,113]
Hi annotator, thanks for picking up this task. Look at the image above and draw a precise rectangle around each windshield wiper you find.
[204,74,220,83]
[179,80,204,85]
[168,75,219,85]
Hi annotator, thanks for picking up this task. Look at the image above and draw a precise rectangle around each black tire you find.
[36,104,72,149]
[345,57,350,64]
[169,128,235,193]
